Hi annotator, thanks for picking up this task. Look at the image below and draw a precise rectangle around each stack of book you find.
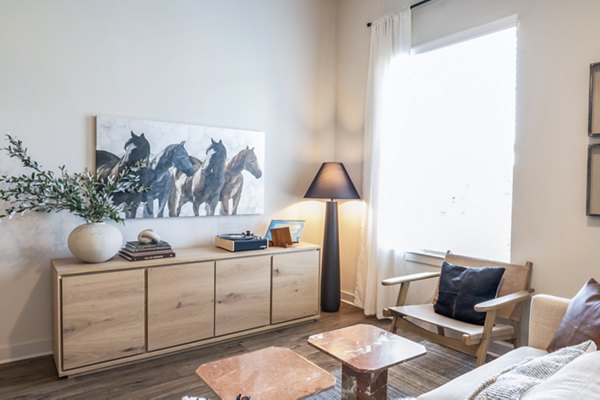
[119,240,175,261]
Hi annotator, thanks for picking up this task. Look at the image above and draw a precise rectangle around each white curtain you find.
[354,8,411,318]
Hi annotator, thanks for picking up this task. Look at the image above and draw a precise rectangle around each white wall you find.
[0,0,337,363]
[6,0,600,364]
[336,0,600,302]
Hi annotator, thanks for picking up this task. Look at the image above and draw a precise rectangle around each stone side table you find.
[195,346,335,400]
[308,324,426,399]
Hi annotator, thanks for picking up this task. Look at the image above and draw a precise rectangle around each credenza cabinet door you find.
[147,262,215,351]
[215,256,271,336]
[62,269,145,370]
[272,250,320,324]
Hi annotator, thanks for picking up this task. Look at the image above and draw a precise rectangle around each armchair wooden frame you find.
[382,251,533,366]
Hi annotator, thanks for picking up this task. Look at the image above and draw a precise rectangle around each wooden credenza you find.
[51,243,320,377]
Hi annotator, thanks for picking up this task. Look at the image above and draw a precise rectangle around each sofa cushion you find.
[546,278,600,352]
[468,340,594,400]
[434,262,505,325]
[417,346,547,400]
[523,349,600,399]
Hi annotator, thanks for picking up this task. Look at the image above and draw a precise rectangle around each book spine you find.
[125,241,171,249]
[124,245,172,253]
[120,249,175,257]
[119,252,176,262]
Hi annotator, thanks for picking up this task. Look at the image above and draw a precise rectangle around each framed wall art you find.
[587,144,600,216]
[588,62,600,136]
[96,115,264,219]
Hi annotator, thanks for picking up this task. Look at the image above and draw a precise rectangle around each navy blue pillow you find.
[434,262,505,325]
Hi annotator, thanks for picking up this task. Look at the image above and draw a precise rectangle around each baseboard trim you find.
[340,290,355,305]
[0,339,52,365]
[341,299,356,306]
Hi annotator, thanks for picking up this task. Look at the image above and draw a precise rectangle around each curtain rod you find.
[366,0,433,27]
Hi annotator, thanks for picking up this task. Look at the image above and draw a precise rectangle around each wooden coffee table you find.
[308,324,426,400]
[195,346,335,399]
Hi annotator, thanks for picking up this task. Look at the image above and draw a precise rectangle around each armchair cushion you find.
[390,304,514,340]
[546,278,600,352]
[434,262,505,325]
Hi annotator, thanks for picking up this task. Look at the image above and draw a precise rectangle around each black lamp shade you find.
[304,162,360,200]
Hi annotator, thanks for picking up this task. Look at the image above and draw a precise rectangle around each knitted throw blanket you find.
[468,340,594,400]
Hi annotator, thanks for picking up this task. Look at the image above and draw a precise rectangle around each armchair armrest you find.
[382,271,440,286]
[474,289,534,312]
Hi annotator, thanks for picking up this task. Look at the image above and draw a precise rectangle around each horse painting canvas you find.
[96,115,265,219]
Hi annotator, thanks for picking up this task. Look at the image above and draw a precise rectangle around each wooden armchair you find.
[382,251,533,366]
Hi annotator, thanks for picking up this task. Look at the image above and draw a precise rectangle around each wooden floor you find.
[0,303,476,399]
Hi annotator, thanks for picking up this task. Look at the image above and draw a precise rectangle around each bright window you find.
[378,25,517,261]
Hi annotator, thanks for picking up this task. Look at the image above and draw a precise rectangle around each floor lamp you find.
[304,162,360,312]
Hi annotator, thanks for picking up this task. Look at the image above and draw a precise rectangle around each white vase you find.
[68,222,123,263]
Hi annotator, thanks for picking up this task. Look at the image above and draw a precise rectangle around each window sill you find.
[405,250,445,267]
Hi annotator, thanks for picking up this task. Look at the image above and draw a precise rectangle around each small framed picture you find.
[265,219,305,242]
[587,144,600,215]
[589,62,600,136]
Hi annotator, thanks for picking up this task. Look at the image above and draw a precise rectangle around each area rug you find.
[307,341,475,399]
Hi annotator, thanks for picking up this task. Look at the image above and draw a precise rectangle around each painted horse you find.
[219,146,262,215]
[167,156,202,217]
[96,150,119,169]
[190,139,227,216]
[96,131,150,218]
[143,141,195,218]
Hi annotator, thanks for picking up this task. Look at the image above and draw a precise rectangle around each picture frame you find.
[96,115,265,219]
[265,219,305,243]
[588,62,600,136]
[587,144,600,216]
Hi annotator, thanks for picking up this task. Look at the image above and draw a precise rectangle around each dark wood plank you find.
[0,303,476,399]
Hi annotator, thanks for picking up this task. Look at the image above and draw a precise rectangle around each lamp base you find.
[321,200,340,312]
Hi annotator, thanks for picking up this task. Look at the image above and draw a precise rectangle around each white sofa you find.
[418,294,600,399]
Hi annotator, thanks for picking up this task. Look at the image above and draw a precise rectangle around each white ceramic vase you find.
[67,222,123,263]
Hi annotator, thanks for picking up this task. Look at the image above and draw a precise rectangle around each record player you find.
[215,231,268,252]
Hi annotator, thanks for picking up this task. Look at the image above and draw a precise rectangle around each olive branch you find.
[0,134,146,223]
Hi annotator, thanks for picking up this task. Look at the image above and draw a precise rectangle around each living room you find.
[1,0,599,399]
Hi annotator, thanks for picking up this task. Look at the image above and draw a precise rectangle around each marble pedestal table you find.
[195,346,335,400]
[308,324,426,400]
